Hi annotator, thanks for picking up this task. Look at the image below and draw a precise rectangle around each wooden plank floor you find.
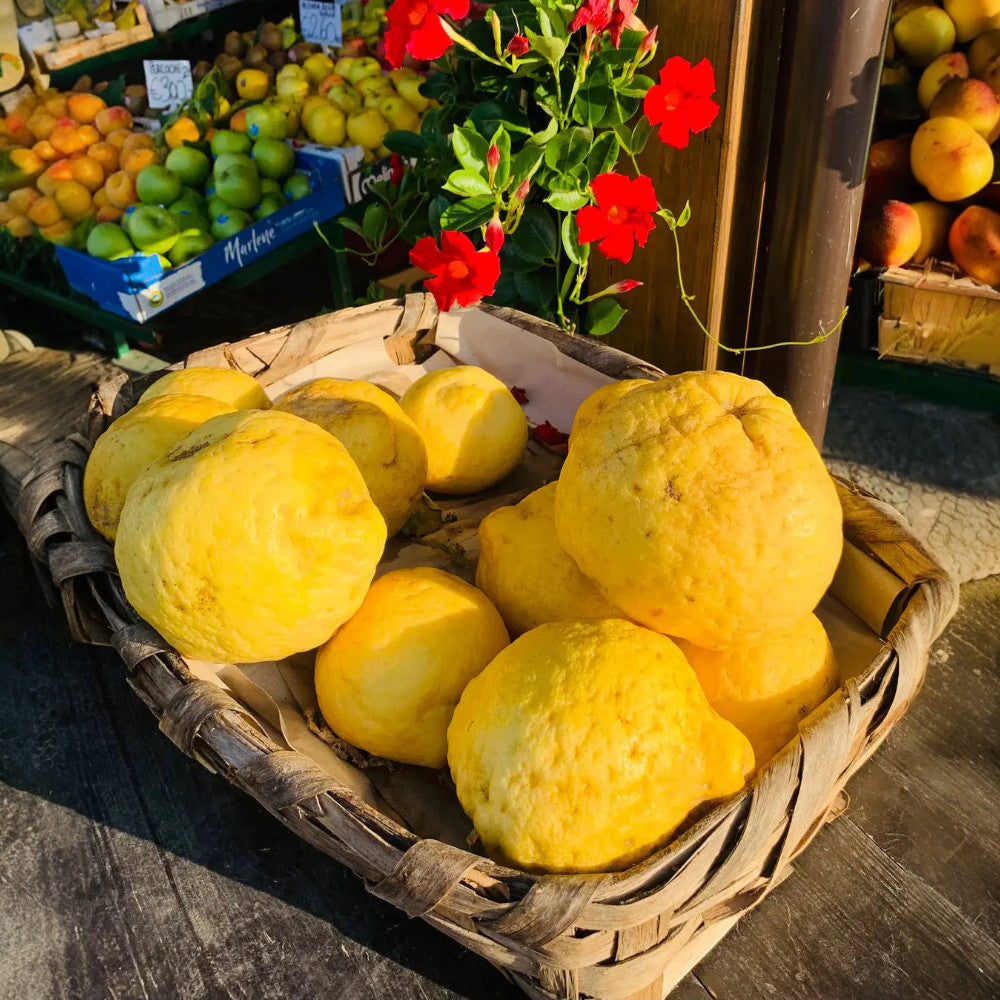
[1,347,998,999]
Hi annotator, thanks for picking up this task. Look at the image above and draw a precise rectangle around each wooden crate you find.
[878,264,1000,376]
[33,6,153,73]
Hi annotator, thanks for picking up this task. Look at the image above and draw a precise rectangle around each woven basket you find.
[11,297,958,1000]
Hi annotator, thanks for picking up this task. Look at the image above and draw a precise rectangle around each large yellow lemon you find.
[315,568,509,767]
[399,366,528,494]
[115,409,386,663]
[677,613,839,766]
[448,618,754,873]
[475,482,619,635]
[138,366,271,410]
[568,378,651,446]
[84,394,235,542]
[277,378,427,536]
[555,372,843,649]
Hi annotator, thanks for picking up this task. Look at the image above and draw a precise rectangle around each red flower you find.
[510,385,529,404]
[385,0,470,69]
[531,421,570,451]
[569,0,641,48]
[410,230,501,311]
[390,153,406,187]
[506,34,530,56]
[576,172,657,264]
[607,0,640,48]
[643,56,720,149]
[613,279,642,293]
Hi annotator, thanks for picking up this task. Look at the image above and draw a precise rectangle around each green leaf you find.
[362,204,387,245]
[587,132,620,179]
[631,117,653,156]
[441,196,496,231]
[489,125,512,189]
[452,125,489,174]
[561,213,588,267]
[470,100,530,137]
[543,126,593,174]
[677,201,692,228]
[443,169,494,197]
[524,28,566,67]
[511,204,558,261]
[546,189,589,212]
[384,130,428,157]
[514,270,556,310]
[428,196,449,238]
[617,74,655,99]
[527,119,559,146]
[574,65,620,128]
[509,144,545,189]
[588,299,627,337]
[337,217,366,239]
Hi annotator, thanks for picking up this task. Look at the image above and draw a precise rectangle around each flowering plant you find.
[350,0,719,336]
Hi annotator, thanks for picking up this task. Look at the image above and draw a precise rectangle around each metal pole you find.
[742,0,891,446]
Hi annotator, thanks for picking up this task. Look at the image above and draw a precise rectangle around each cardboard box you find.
[56,149,346,324]
[288,141,394,204]
[139,0,243,34]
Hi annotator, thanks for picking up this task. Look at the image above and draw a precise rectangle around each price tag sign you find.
[300,0,342,47]
[143,60,194,111]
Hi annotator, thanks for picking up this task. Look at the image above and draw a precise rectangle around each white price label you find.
[143,60,194,111]
[300,0,342,47]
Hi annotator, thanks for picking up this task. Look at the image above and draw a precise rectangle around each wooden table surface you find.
[2,509,998,1000]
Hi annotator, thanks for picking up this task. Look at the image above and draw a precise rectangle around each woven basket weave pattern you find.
[12,298,959,1000]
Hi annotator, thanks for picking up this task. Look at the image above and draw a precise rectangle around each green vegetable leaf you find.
[362,204,387,245]
[524,28,566,67]
[587,131,620,179]
[451,125,489,175]
[443,169,494,197]
[441,196,496,231]
[677,201,692,228]
[631,117,653,156]
[546,190,589,212]
[543,126,593,174]
[509,144,545,189]
[561,212,589,267]
[588,299,627,337]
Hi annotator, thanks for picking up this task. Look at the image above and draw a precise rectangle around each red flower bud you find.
[638,25,657,58]
[514,179,530,202]
[485,216,505,252]
[614,279,643,293]
[487,143,500,172]
[506,34,530,56]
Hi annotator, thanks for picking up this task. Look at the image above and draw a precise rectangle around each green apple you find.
[327,84,362,115]
[210,129,252,156]
[344,57,382,84]
[211,209,252,240]
[395,75,431,114]
[245,103,288,141]
[213,152,254,177]
[302,52,335,86]
[170,209,211,234]
[346,108,389,151]
[126,204,181,254]
[86,221,134,260]
[264,98,300,138]
[276,74,309,106]
[333,56,356,77]
[168,230,215,266]
[260,177,281,195]
[283,171,312,201]
[277,63,309,84]
[215,161,262,210]
[254,192,288,218]
[355,76,393,100]
[377,96,420,133]
[304,103,346,146]
[165,146,211,186]
[136,165,183,206]
[207,195,230,219]
[251,138,295,180]
[169,187,207,215]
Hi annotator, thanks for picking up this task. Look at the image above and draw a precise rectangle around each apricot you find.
[13,96,39,118]
[910,200,955,263]
[8,148,44,177]
[0,202,18,224]
[96,204,124,223]
[910,116,994,201]
[893,5,956,67]
[949,204,1000,283]
[93,105,133,137]
[32,140,59,162]
[1,116,33,147]
[121,147,159,176]
[67,93,107,124]
[88,141,119,173]
[54,181,93,221]
[27,112,58,142]
[229,108,248,133]
[929,77,1000,141]
[864,135,917,208]
[3,215,35,239]
[917,52,968,109]
[69,155,105,192]
[77,125,100,147]
[105,170,138,208]
[105,128,132,151]
[969,28,1000,78]
[39,219,75,245]
[43,95,68,118]
[943,0,1000,43]
[7,188,40,214]
[37,159,74,197]
[120,132,155,155]
[50,122,89,156]
[27,196,63,228]
[856,200,922,267]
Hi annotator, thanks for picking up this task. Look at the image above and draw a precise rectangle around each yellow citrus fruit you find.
[569,378,652,446]
[555,372,843,649]
[315,568,509,768]
[236,69,271,101]
[115,410,387,663]
[676,613,839,766]
[138,366,272,410]
[475,483,620,635]
[84,394,235,542]
[448,619,754,873]
[400,366,528,494]
[277,378,427,536]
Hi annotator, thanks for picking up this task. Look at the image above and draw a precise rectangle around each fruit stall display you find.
[856,0,1000,373]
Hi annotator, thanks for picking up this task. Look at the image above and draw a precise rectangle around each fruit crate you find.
[32,6,154,73]
[53,147,345,323]
[12,298,957,1000]
[139,0,244,34]
[878,263,1000,376]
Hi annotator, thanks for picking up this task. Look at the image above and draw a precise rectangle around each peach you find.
[7,188,41,214]
[39,219,75,245]
[918,52,968,109]
[120,132,155,155]
[949,204,1000,283]
[77,124,99,147]
[910,116,994,201]
[88,141,119,173]
[27,112,58,142]
[969,28,1000,77]
[69,155,105,192]
[3,215,35,239]
[8,147,44,177]
[105,128,131,151]
[27,196,63,227]
[863,135,917,208]
[49,122,89,156]
[121,147,159,176]
[910,200,955,263]
[54,180,93,221]
[856,200,922,267]
[929,77,1000,140]
[37,160,73,197]
[32,140,59,162]
[93,105,133,137]
[67,93,107,124]
[43,95,68,118]
[96,204,124,223]
[105,170,138,208]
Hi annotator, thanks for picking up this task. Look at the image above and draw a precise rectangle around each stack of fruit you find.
[86,360,844,875]
[0,89,151,244]
[340,0,389,53]
[83,129,314,266]
[860,0,1000,285]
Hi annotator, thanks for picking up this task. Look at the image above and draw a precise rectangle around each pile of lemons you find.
[87,362,843,875]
